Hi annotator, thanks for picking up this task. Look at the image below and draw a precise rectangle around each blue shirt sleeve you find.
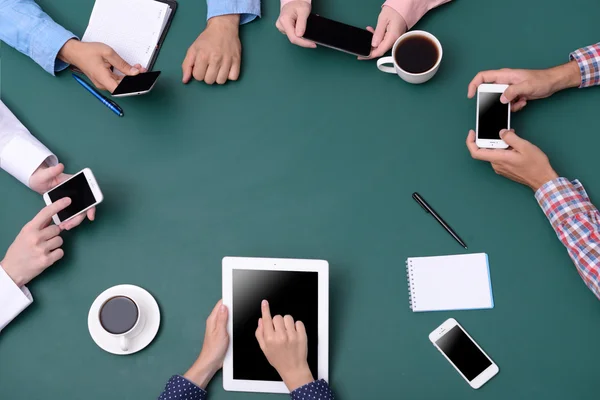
[0,0,76,75]
[290,380,335,400]
[158,375,207,400]
[206,0,261,25]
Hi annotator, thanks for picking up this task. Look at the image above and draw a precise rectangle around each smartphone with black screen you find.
[302,14,373,57]
[112,71,161,97]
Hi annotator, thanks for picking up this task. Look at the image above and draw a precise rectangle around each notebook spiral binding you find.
[406,260,415,311]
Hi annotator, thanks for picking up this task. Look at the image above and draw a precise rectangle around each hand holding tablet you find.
[256,300,315,391]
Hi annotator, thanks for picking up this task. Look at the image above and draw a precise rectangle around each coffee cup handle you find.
[120,336,129,352]
[377,57,396,74]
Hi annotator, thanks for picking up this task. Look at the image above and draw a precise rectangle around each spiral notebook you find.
[406,253,494,312]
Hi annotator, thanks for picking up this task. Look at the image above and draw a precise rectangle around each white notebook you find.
[82,0,172,69]
[406,253,494,312]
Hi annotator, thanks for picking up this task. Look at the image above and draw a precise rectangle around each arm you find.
[290,379,334,400]
[207,0,260,25]
[536,178,600,299]
[0,264,33,332]
[382,0,452,30]
[569,43,600,88]
[0,0,75,74]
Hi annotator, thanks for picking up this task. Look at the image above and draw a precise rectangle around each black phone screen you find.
[303,14,373,57]
[232,269,319,381]
[478,92,509,140]
[112,71,161,95]
[47,172,96,221]
[436,326,492,381]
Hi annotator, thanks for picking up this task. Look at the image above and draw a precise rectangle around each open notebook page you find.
[408,253,493,312]
[82,0,169,69]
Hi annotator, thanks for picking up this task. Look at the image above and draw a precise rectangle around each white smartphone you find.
[42,168,104,225]
[476,83,510,149]
[112,71,161,97]
[429,318,499,389]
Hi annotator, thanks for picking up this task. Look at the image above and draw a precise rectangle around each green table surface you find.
[1,0,600,398]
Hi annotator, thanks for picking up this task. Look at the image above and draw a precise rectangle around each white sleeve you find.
[0,265,33,332]
[0,100,58,188]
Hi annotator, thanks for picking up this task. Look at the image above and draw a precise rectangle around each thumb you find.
[295,7,309,37]
[500,129,528,151]
[33,163,65,187]
[216,303,228,332]
[372,17,387,47]
[105,49,139,75]
[501,83,528,104]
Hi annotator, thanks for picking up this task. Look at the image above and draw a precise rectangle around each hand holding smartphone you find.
[430,318,499,389]
[476,84,511,149]
[302,14,373,57]
[43,168,103,225]
[112,71,161,97]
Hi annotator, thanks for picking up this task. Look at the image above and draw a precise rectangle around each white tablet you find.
[222,257,329,393]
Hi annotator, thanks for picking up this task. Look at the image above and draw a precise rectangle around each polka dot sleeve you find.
[290,379,334,400]
[158,375,207,400]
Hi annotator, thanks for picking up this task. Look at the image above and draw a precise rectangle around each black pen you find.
[412,192,467,249]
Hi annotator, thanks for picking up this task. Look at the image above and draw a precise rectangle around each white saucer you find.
[88,284,161,355]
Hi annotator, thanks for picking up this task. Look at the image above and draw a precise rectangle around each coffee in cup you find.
[99,295,145,351]
[377,30,443,84]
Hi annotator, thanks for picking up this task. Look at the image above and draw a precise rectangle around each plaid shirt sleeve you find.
[569,43,600,88]
[536,178,600,300]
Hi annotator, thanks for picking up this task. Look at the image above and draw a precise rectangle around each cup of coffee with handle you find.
[99,295,145,351]
[377,30,442,84]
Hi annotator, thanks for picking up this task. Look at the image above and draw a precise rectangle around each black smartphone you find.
[112,71,161,97]
[302,14,373,57]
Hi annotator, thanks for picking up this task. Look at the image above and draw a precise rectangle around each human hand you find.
[361,6,407,60]
[29,163,95,231]
[0,198,71,287]
[255,300,314,391]
[184,300,229,389]
[58,39,145,92]
[182,15,242,85]
[467,61,581,112]
[276,0,316,48]
[466,129,559,191]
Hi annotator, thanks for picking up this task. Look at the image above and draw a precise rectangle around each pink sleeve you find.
[382,0,452,29]
[280,0,311,9]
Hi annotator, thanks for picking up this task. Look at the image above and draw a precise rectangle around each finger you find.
[40,225,61,240]
[87,207,96,222]
[372,17,387,48]
[33,198,71,229]
[216,60,232,85]
[283,315,296,336]
[216,301,228,332]
[105,49,139,76]
[34,163,65,188]
[60,213,85,231]
[272,315,285,332]
[261,299,274,334]
[228,59,241,81]
[465,130,509,162]
[204,61,220,85]
[370,32,396,58]
[95,70,120,93]
[276,19,284,34]
[511,99,527,112]
[295,320,307,342]
[192,56,209,82]
[282,17,316,48]
[467,70,510,98]
[501,82,529,104]
[255,318,266,349]
[295,8,309,37]
[499,129,528,151]
[182,50,195,84]
[207,299,223,331]
[45,236,63,252]
[47,248,65,266]
[366,26,375,34]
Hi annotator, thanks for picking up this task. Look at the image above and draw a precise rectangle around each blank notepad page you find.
[406,253,493,312]
[82,0,170,69]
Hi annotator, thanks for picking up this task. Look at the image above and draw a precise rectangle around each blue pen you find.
[72,74,124,117]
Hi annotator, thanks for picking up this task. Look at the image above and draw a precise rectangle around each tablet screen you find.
[232,269,318,381]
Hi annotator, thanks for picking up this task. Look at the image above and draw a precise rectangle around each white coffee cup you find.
[376,30,443,84]
[99,295,146,352]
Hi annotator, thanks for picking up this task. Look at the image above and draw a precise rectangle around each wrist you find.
[184,358,219,390]
[207,14,240,32]
[1,261,25,287]
[280,364,314,392]
[529,170,560,192]
[549,61,581,92]
[58,39,82,66]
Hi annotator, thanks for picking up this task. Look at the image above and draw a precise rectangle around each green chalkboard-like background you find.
[1,0,599,399]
